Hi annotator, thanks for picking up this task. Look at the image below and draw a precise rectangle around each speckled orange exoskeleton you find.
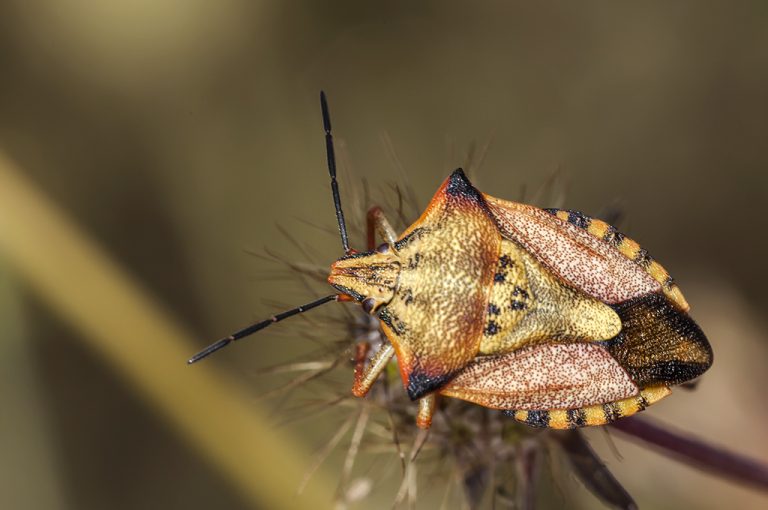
[189,92,713,430]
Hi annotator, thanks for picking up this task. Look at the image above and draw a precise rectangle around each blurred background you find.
[0,1,766,509]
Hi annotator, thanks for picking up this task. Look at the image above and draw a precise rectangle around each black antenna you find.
[187,294,338,364]
[321,91,351,254]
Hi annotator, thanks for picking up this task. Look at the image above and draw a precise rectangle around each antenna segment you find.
[188,93,350,365]
[187,294,338,364]
[321,91,351,254]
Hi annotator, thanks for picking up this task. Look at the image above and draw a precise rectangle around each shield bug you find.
[188,92,713,430]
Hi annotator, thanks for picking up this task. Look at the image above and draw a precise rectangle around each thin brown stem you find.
[611,415,768,492]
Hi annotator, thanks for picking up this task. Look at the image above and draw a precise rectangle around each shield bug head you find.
[327,249,400,315]
[188,92,712,431]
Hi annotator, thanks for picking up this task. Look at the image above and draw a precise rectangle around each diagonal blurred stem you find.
[0,150,334,509]
[611,415,768,492]
[554,430,637,510]
[515,439,541,510]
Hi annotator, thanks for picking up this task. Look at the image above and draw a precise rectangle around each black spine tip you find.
[445,167,484,203]
[446,168,470,191]
[451,168,467,179]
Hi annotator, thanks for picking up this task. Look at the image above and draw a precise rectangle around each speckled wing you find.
[483,196,660,305]
[440,343,639,410]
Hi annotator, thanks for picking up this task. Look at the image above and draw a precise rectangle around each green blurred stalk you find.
[0,261,67,509]
[0,150,334,510]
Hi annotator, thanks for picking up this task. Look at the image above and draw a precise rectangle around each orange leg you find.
[416,394,437,429]
[352,342,371,395]
[352,343,395,397]
[350,206,398,398]
[366,206,397,250]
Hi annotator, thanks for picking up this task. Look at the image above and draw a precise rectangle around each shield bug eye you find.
[362,297,377,314]
[375,242,390,253]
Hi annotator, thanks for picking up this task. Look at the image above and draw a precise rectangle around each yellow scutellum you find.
[0,150,334,510]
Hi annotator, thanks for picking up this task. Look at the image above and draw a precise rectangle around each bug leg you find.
[416,394,437,429]
[352,342,371,394]
[349,207,398,396]
[352,343,395,397]
[366,206,398,250]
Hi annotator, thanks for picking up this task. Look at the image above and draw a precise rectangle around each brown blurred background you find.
[0,1,767,509]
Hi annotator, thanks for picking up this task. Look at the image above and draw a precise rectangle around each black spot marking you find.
[510,300,527,311]
[603,226,626,247]
[499,255,514,268]
[484,321,499,336]
[494,272,506,283]
[394,228,426,251]
[524,410,551,428]
[407,253,421,270]
[512,286,529,300]
[543,208,559,216]
[566,408,587,428]
[634,248,652,269]
[406,371,454,400]
[402,288,415,305]
[367,266,381,281]
[663,275,676,290]
[488,303,501,316]
[380,308,407,335]
[377,308,401,335]
[603,402,622,423]
[567,210,591,230]
[637,395,649,412]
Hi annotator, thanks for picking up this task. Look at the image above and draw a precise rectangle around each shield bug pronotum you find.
[188,92,713,430]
